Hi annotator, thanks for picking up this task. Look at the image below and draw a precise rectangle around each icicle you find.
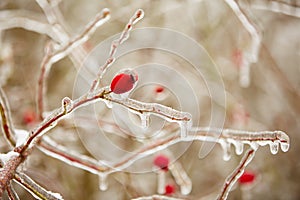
[98,173,108,191]
[140,113,150,129]
[277,131,290,152]
[219,139,231,161]
[61,97,73,113]
[280,142,289,152]
[157,170,166,194]
[269,141,279,155]
[229,139,244,155]
[169,162,192,195]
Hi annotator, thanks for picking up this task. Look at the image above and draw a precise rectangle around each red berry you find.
[110,70,138,94]
[23,110,36,125]
[153,154,169,171]
[232,49,243,69]
[165,184,175,195]
[239,171,255,184]
[155,86,164,93]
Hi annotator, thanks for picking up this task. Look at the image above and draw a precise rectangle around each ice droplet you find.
[140,113,150,129]
[98,173,108,191]
[280,142,289,152]
[220,139,231,161]
[277,131,290,152]
[232,140,244,155]
[269,141,279,155]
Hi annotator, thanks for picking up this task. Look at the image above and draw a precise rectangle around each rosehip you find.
[153,154,169,172]
[165,184,176,195]
[239,171,256,184]
[110,69,138,94]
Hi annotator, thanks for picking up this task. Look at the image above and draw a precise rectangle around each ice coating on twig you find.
[224,0,261,87]
[217,149,256,200]
[250,0,300,18]
[0,151,19,165]
[193,128,290,158]
[89,9,144,93]
[15,129,29,147]
[106,96,192,138]
[14,172,63,200]
[61,97,73,114]
[169,162,192,195]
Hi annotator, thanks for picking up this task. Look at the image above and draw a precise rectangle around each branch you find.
[250,0,300,18]
[37,136,106,174]
[89,9,144,93]
[0,10,58,41]
[37,8,110,119]
[14,172,63,200]
[0,87,16,147]
[224,0,262,87]
[6,184,20,200]
[217,148,256,200]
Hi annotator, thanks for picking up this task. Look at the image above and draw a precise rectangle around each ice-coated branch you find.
[14,172,63,200]
[217,148,255,200]
[0,17,58,41]
[37,8,111,119]
[6,184,20,200]
[89,9,145,93]
[250,0,300,18]
[38,136,106,174]
[0,87,16,147]
[132,195,186,200]
[224,0,262,87]
[105,96,192,137]
[99,127,289,175]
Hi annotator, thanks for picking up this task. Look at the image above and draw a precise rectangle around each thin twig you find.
[250,0,300,17]
[38,136,106,174]
[6,184,20,200]
[37,8,110,119]
[0,87,16,147]
[89,9,144,93]
[217,148,256,200]
[14,172,63,200]
[224,0,261,87]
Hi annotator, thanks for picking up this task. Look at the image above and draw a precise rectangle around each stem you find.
[217,148,255,200]
[0,87,16,147]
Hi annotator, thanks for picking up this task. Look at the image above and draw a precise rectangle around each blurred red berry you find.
[239,171,256,184]
[165,184,175,195]
[153,154,169,171]
[110,71,138,94]
[232,49,243,69]
[23,110,36,125]
[155,86,164,93]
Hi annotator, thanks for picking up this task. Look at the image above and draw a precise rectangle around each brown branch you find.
[37,8,110,119]
[0,88,16,147]
[14,172,62,200]
[217,148,256,200]
[6,184,19,200]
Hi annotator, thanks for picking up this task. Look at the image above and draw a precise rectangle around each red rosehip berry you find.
[110,70,138,94]
[239,171,256,185]
[165,184,175,195]
[153,154,169,172]
[155,86,164,93]
[23,110,36,125]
